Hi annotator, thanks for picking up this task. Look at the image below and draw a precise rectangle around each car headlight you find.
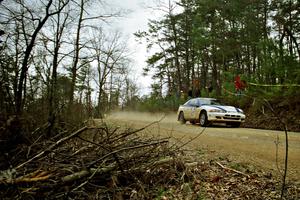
[237,108,244,113]
[208,109,226,113]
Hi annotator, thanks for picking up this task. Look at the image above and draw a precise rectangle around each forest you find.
[136,0,300,96]
[0,0,299,199]
[133,0,300,131]
[1,0,300,132]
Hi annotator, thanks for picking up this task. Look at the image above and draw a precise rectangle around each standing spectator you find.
[234,75,242,95]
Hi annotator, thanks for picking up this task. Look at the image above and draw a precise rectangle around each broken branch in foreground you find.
[15,126,88,170]
[0,119,181,199]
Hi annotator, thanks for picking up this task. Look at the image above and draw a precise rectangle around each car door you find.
[190,99,199,120]
[182,100,190,120]
[187,99,197,120]
[194,98,204,120]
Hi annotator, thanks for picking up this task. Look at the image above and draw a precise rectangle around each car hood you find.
[202,105,242,113]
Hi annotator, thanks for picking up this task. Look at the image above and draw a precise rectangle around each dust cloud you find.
[107,111,178,124]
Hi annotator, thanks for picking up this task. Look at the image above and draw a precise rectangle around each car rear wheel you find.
[178,112,186,124]
[199,111,208,127]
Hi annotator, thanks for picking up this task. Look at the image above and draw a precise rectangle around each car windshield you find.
[200,99,221,106]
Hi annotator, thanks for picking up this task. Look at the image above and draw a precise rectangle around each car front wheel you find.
[199,111,208,127]
[178,112,186,124]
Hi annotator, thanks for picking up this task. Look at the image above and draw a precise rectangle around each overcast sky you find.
[108,0,170,96]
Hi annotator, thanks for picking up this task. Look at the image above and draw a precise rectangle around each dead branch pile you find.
[0,121,299,199]
[0,122,186,199]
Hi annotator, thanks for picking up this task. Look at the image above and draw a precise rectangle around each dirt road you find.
[107,111,300,182]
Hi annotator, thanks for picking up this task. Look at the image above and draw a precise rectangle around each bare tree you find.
[0,0,136,122]
[91,30,128,116]
[46,1,71,135]
[1,0,69,114]
[68,0,122,106]
[68,0,85,106]
[20,0,68,114]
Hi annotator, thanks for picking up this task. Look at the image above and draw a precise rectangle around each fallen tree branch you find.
[1,120,186,199]
[62,165,114,183]
[216,161,250,178]
[70,156,174,192]
[15,171,51,183]
[1,170,51,184]
[88,140,168,168]
[15,126,88,170]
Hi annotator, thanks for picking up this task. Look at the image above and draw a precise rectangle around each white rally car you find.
[177,98,245,127]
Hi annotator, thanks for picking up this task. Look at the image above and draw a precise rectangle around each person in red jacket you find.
[234,74,247,95]
[234,75,242,95]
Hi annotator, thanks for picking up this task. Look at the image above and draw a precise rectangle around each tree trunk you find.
[168,2,182,93]
[15,0,67,114]
[69,0,84,106]
[16,14,50,113]
[48,7,67,135]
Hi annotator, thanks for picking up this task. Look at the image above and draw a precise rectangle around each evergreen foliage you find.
[136,0,300,101]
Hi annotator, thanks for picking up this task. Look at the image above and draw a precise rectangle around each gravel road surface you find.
[107,111,300,182]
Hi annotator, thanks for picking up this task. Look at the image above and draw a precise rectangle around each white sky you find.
[108,0,171,96]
